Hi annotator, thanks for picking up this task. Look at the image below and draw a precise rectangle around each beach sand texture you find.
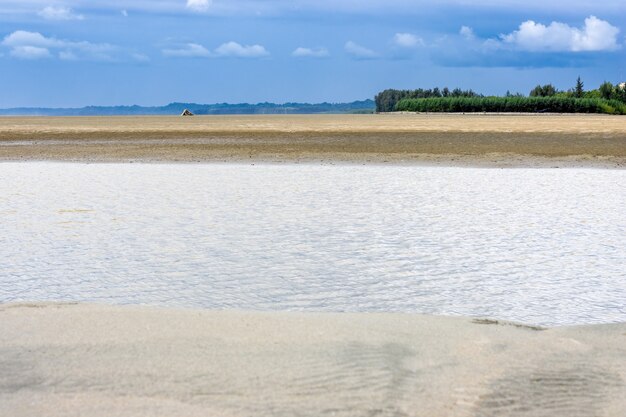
[1,303,625,417]
[1,114,625,166]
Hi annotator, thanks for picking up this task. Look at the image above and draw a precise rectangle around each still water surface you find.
[1,162,624,326]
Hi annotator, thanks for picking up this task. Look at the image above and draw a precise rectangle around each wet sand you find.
[1,114,625,167]
[1,303,625,417]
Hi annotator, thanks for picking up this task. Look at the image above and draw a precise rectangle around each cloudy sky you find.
[1,0,625,107]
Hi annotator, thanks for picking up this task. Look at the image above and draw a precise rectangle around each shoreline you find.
[1,302,625,416]
[1,114,625,168]
[1,153,624,169]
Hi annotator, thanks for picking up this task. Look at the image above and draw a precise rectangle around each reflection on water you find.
[1,162,624,326]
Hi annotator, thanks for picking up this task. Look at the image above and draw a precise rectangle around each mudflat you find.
[1,114,625,167]
[1,303,625,417]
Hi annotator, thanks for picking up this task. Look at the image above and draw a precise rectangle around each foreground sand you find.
[1,114,625,167]
[1,303,624,416]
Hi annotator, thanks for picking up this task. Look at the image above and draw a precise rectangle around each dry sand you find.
[1,114,625,167]
[1,303,625,417]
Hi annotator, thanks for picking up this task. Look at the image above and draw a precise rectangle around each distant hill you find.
[0,100,375,116]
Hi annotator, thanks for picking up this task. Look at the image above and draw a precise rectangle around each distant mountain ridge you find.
[0,100,375,116]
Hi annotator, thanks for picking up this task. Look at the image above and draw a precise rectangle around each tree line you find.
[529,78,626,101]
[375,78,626,114]
[395,96,626,115]
[375,88,480,112]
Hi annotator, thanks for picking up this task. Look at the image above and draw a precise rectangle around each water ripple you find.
[1,162,625,326]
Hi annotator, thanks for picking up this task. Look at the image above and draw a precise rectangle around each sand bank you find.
[1,114,625,167]
[1,303,624,416]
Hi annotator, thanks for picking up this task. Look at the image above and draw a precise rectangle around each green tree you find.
[529,85,543,97]
[599,81,614,100]
[614,83,626,102]
[574,77,584,98]
[530,84,557,97]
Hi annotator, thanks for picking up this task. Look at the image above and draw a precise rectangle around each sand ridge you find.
[1,303,625,416]
[1,114,625,167]
[2,113,626,134]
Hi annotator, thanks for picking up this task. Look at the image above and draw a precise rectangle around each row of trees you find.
[395,96,626,115]
[375,88,480,112]
[530,79,626,102]
[376,78,626,113]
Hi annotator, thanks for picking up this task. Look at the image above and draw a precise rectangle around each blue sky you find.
[1,0,625,107]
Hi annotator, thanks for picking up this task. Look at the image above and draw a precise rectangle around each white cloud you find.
[344,41,377,58]
[59,50,77,60]
[132,53,150,62]
[501,16,620,52]
[186,0,211,12]
[292,47,329,57]
[2,30,122,61]
[3,31,62,48]
[162,43,211,57]
[460,26,475,40]
[10,45,51,59]
[38,6,84,20]
[214,41,269,57]
[393,33,423,48]
[162,41,268,58]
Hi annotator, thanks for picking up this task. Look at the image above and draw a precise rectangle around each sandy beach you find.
[1,303,624,417]
[2,115,625,416]
[1,114,625,167]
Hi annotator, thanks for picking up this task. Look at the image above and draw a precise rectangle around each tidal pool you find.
[1,162,624,326]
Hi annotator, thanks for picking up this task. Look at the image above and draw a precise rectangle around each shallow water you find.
[1,162,624,326]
